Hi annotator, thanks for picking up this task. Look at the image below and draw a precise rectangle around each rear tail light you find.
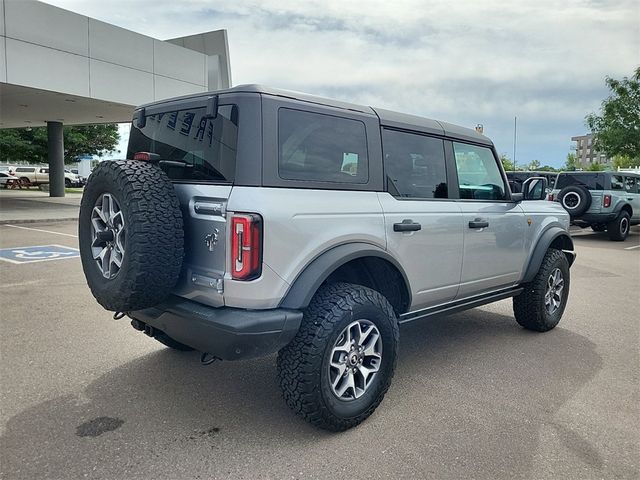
[603,194,611,208]
[231,213,262,280]
[548,194,554,201]
[133,151,160,162]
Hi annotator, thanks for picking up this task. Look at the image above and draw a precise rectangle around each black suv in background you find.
[507,171,558,193]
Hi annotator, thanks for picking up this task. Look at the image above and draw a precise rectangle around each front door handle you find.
[393,219,422,232]
[469,219,489,229]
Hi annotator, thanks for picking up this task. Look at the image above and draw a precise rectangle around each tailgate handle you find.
[194,202,224,216]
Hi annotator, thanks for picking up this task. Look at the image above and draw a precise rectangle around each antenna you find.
[513,116,517,171]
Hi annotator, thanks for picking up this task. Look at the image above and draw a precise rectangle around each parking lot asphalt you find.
[0,221,638,480]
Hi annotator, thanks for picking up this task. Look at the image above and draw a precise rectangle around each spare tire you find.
[79,160,184,312]
[557,185,591,217]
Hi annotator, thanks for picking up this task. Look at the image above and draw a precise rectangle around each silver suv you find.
[551,171,640,241]
[79,85,576,431]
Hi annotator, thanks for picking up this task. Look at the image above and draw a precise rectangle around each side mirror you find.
[522,177,548,201]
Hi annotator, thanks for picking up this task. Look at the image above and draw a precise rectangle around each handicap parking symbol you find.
[0,244,80,264]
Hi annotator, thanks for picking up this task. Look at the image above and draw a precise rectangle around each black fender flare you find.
[522,227,575,283]
[613,201,633,217]
[279,243,412,310]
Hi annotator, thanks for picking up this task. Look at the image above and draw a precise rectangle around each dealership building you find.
[0,0,231,196]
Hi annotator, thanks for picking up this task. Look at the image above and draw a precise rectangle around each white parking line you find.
[624,244,640,250]
[2,224,78,238]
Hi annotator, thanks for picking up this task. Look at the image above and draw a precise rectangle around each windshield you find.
[127,104,238,183]
[556,173,604,190]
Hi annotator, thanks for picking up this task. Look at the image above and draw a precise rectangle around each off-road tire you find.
[79,160,184,312]
[513,248,570,332]
[558,185,591,217]
[607,211,630,241]
[277,282,399,431]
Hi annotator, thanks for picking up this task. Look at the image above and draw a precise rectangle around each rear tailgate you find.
[172,184,231,307]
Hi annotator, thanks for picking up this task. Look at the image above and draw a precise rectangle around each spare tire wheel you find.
[557,185,591,217]
[79,160,184,312]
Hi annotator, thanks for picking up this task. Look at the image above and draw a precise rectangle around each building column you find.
[47,121,65,197]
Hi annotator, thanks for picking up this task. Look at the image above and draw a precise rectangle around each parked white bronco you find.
[79,85,576,431]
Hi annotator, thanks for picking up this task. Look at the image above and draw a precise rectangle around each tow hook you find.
[200,353,219,366]
[113,312,126,320]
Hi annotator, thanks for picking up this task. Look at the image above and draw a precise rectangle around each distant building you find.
[571,134,611,167]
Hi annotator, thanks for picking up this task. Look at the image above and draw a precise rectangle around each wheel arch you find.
[279,243,412,315]
[522,227,575,284]
[617,202,633,218]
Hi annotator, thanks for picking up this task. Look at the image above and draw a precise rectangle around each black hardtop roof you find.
[137,84,492,146]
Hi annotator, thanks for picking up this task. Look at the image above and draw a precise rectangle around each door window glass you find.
[624,176,638,193]
[453,142,506,200]
[382,129,448,198]
[610,175,625,190]
[278,109,368,184]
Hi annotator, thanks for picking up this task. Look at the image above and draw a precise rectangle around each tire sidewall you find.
[319,302,397,419]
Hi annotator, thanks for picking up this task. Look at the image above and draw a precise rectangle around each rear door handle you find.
[393,219,422,232]
[469,219,489,229]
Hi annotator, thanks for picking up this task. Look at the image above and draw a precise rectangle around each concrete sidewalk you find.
[0,190,81,224]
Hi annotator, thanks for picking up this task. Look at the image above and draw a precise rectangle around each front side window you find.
[278,109,368,184]
[624,176,638,193]
[382,129,448,199]
[453,142,506,200]
[127,104,238,182]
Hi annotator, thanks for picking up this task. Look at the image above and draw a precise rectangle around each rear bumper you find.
[129,296,303,361]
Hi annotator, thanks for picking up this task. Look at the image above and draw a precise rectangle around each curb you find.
[0,217,78,225]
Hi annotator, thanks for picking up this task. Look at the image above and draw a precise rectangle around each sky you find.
[44,0,640,167]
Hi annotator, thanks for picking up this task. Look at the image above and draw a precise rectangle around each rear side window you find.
[127,104,238,183]
[382,129,448,199]
[625,176,638,193]
[556,173,604,190]
[610,175,625,190]
[453,142,506,200]
[278,109,368,184]
[15,167,35,173]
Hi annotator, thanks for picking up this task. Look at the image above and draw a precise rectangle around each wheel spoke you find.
[93,206,108,224]
[335,371,355,397]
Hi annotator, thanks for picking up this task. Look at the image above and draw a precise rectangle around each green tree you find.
[537,165,558,172]
[586,162,605,171]
[0,124,119,164]
[500,154,514,171]
[612,154,640,170]
[564,153,578,171]
[586,67,640,160]
[527,159,541,170]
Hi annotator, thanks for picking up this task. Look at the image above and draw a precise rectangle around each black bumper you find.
[129,296,303,361]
